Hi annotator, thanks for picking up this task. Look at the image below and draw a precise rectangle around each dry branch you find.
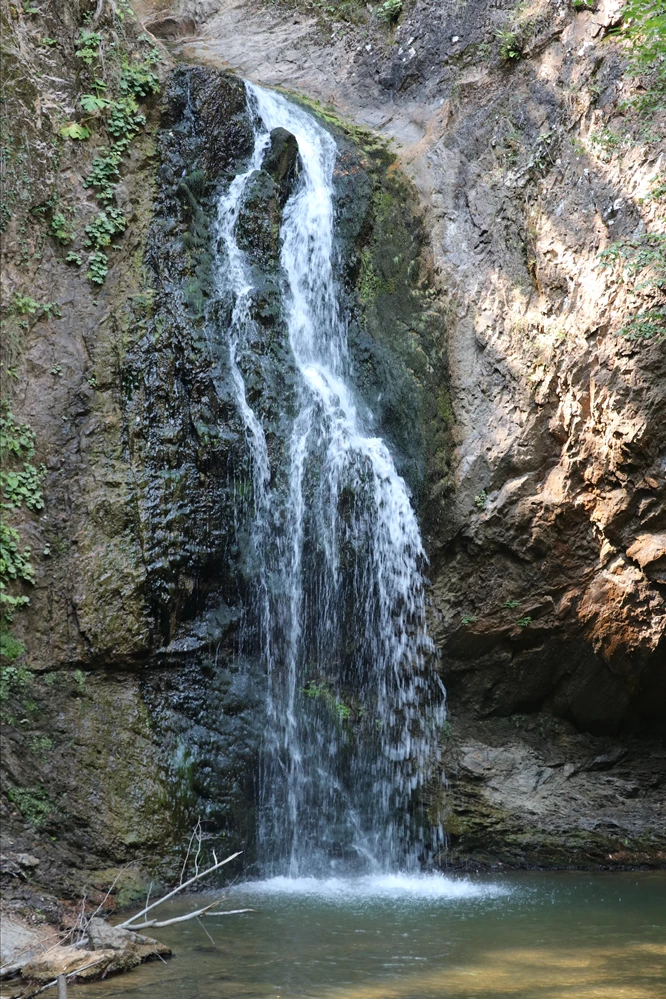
[127,899,222,929]
[118,851,242,930]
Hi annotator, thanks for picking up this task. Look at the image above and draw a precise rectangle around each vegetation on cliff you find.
[0,0,165,713]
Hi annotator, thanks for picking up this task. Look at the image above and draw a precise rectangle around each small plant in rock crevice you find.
[495,0,552,65]
[598,233,666,342]
[28,734,54,757]
[376,0,403,24]
[60,122,91,141]
[75,29,103,66]
[50,212,75,244]
[598,233,666,284]
[497,27,524,61]
[589,126,627,160]
[303,680,353,724]
[617,309,666,341]
[0,661,31,706]
[6,785,54,829]
[644,174,666,202]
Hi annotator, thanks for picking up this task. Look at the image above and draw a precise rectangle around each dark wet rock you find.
[0,62,439,896]
[261,127,300,206]
[236,169,282,267]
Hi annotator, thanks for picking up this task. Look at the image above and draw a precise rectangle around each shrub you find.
[7,786,53,828]
[618,0,666,114]
[376,0,403,23]
[497,27,524,61]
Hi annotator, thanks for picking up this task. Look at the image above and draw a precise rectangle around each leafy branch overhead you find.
[618,0,666,114]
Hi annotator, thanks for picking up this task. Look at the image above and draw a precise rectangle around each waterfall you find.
[214,83,446,877]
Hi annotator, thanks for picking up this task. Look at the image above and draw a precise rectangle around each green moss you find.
[279,90,395,164]
[88,867,154,909]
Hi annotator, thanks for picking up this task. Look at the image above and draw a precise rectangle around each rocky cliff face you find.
[1,0,664,908]
[1,0,441,904]
[164,0,665,866]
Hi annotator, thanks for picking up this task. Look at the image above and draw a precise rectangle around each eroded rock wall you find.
[1,13,269,897]
[396,0,666,865]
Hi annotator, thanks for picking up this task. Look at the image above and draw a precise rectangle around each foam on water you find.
[238,874,511,903]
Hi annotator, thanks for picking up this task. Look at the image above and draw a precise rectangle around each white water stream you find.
[214,83,446,877]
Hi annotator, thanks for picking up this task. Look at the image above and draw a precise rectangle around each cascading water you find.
[214,82,446,877]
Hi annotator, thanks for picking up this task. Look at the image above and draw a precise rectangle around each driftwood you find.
[124,899,221,929]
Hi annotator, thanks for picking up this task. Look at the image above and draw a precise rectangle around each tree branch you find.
[118,851,242,929]
[127,900,221,929]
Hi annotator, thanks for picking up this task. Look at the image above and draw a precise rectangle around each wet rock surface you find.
[261,127,301,205]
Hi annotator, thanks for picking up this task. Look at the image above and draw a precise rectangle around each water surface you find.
[60,871,666,999]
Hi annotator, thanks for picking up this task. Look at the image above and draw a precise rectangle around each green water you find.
[58,872,665,999]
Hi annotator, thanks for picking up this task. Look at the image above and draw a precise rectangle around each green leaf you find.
[60,122,91,140]
[79,93,110,113]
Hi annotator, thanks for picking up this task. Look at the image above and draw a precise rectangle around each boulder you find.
[261,128,300,205]
[143,15,196,39]
[19,919,170,984]
[87,917,171,961]
[0,914,53,978]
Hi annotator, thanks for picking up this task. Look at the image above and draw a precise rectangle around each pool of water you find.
[59,871,666,999]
